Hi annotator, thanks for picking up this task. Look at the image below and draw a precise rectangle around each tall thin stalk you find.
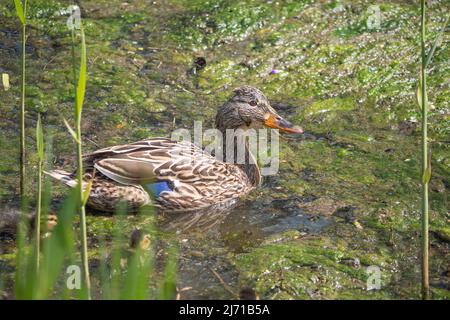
[419,0,429,300]
[20,2,27,198]
[69,25,91,299]
[35,113,44,273]
[14,0,27,201]
[13,0,29,301]
[416,10,448,299]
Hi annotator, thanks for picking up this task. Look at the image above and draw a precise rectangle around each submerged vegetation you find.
[0,0,449,299]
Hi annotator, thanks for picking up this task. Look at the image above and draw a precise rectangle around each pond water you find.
[0,0,449,299]
[164,196,333,299]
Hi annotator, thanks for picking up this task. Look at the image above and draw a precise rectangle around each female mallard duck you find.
[47,86,303,213]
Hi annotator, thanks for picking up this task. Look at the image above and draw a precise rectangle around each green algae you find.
[170,0,311,50]
[0,0,449,299]
[234,236,394,299]
[333,3,412,39]
[296,97,356,125]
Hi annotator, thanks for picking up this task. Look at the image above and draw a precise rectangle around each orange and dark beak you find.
[263,113,304,134]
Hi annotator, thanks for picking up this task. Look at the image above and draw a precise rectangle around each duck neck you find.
[217,127,262,187]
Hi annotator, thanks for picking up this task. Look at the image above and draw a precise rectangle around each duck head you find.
[215,85,304,134]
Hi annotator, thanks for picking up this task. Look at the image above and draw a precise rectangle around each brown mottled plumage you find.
[46,86,303,213]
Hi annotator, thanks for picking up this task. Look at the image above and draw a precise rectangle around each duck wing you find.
[83,138,219,186]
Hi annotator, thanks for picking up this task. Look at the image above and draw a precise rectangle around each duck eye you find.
[249,100,258,106]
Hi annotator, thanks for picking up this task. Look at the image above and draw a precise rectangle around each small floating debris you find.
[340,257,361,268]
[194,57,206,70]
[239,287,259,300]
[189,57,207,75]
[353,220,363,230]
[2,73,10,91]
[129,228,151,250]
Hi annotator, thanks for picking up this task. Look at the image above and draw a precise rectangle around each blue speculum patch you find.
[145,181,174,197]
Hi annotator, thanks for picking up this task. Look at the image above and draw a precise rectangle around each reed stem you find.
[19,0,27,202]
[71,27,91,299]
[420,0,429,300]
[35,114,43,274]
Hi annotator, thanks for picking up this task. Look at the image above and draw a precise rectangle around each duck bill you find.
[263,113,304,134]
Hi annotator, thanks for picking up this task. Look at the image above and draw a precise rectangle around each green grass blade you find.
[159,244,178,300]
[422,149,432,184]
[76,27,87,122]
[35,114,44,277]
[425,15,449,68]
[70,24,91,298]
[36,190,77,299]
[13,0,25,25]
[63,118,80,143]
[36,114,44,160]
[82,179,92,206]
[416,68,428,111]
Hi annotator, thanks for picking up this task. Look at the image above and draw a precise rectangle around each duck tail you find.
[44,169,80,188]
